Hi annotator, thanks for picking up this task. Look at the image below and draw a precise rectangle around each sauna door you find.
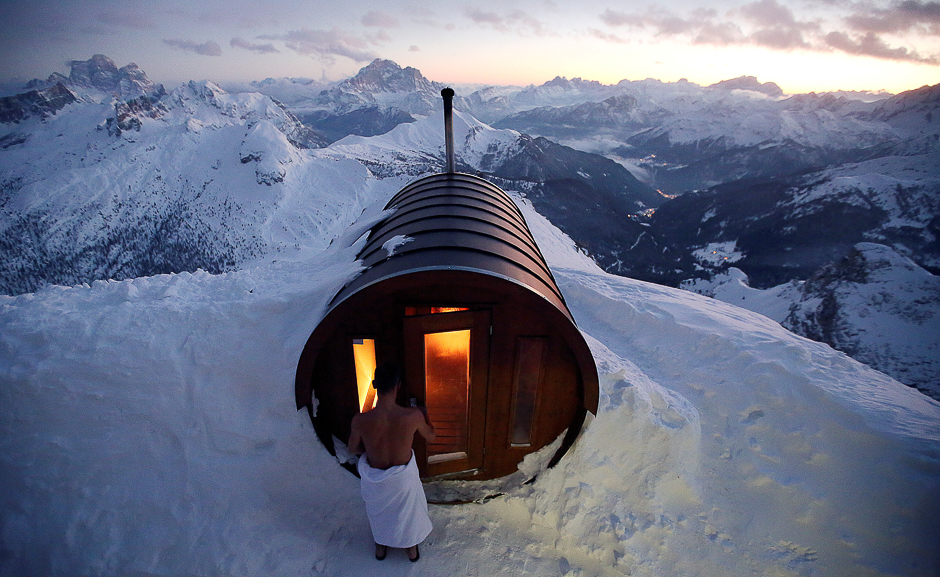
[403,309,490,478]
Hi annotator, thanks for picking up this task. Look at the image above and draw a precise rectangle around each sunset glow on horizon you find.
[2,0,938,95]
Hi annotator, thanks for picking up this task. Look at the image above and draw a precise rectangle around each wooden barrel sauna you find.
[295,170,598,481]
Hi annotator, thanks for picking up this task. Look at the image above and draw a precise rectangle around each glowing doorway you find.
[424,330,470,463]
[404,308,490,477]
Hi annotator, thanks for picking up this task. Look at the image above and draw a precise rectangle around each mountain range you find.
[1,55,937,398]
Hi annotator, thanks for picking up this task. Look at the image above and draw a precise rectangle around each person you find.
[348,362,436,562]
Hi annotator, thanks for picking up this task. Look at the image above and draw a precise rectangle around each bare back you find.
[349,401,436,470]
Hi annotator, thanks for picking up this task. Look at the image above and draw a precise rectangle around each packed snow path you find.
[2,202,938,577]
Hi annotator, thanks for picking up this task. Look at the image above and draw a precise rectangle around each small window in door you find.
[510,337,547,446]
[352,338,378,413]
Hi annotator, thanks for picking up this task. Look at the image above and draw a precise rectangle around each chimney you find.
[441,88,455,173]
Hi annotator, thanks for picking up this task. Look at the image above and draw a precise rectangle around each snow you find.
[327,109,522,173]
[681,268,803,324]
[239,120,297,185]
[381,234,413,256]
[691,241,743,267]
[3,186,939,577]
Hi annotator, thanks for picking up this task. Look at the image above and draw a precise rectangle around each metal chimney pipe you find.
[441,87,455,173]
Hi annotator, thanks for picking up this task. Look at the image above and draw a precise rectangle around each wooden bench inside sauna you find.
[295,90,598,482]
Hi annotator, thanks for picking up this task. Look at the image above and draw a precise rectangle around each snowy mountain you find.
[0,58,657,298]
[0,61,360,295]
[622,148,940,287]
[492,80,908,196]
[247,61,917,198]
[2,182,938,576]
[238,60,926,200]
[280,59,445,144]
[684,243,940,399]
[707,75,784,97]
[26,54,161,100]
[784,243,940,396]
[632,146,940,396]
[221,76,331,109]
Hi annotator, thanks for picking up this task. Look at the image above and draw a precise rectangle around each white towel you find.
[357,451,432,548]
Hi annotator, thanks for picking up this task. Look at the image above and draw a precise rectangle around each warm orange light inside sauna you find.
[404,306,469,316]
[424,329,470,463]
[431,307,468,314]
[353,338,377,413]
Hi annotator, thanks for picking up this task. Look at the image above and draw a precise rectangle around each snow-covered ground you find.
[2,186,939,576]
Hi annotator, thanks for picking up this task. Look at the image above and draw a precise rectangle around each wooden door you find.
[403,309,490,478]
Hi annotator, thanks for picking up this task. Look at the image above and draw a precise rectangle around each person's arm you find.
[415,406,436,442]
[347,417,365,456]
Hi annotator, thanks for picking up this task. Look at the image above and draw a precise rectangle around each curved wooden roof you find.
[328,172,574,323]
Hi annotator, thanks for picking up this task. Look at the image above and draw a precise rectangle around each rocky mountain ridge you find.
[26,54,160,99]
[0,83,77,126]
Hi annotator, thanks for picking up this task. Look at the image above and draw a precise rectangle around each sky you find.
[1,0,939,94]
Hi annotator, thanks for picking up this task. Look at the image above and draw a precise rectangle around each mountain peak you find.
[536,76,606,92]
[344,59,436,94]
[708,75,783,97]
[68,54,119,86]
[27,54,158,99]
[545,76,571,88]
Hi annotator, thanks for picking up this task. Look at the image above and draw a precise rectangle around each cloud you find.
[464,7,505,28]
[362,11,399,28]
[739,0,800,28]
[97,12,156,30]
[589,28,629,43]
[693,21,746,45]
[368,30,392,43]
[750,26,810,48]
[597,1,938,62]
[409,45,421,52]
[162,39,222,56]
[507,10,550,35]
[262,28,376,63]
[599,8,643,28]
[197,10,280,30]
[844,0,940,35]
[230,37,279,54]
[462,7,549,36]
[600,7,706,36]
[738,0,820,48]
[826,30,938,62]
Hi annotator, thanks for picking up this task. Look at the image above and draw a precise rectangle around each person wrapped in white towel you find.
[348,362,436,562]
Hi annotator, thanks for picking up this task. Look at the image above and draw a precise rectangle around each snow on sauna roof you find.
[327,171,574,323]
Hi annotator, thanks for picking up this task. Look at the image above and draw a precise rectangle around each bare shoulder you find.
[349,413,361,432]
[350,410,374,429]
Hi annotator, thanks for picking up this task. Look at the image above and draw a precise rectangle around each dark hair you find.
[373,362,400,394]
